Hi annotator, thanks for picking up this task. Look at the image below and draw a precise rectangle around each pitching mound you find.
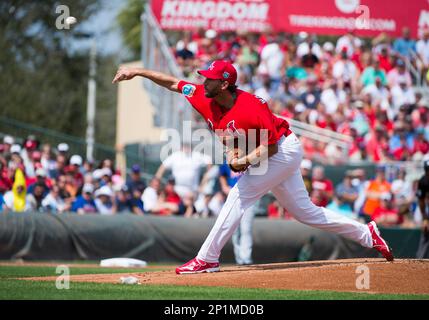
[24,259,429,295]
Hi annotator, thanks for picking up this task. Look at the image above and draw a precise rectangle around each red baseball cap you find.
[197,60,237,86]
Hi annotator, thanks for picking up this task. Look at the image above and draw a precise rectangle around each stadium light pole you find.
[86,38,97,164]
[73,31,97,163]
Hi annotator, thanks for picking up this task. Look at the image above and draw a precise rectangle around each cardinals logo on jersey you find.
[207,119,214,131]
[226,120,243,137]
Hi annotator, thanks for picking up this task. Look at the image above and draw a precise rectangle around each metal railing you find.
[283,116,352,146]
[141,4,192,133]
[0,115,160,176]
[406,50,423,88]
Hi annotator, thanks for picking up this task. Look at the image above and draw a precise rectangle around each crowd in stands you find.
[171,27,429,164]
[1,27,428,228]
[0,133,426,229]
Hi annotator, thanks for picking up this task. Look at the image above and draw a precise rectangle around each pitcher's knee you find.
[288,202,326,224]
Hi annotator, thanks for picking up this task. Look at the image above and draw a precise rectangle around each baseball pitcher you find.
[113,60,394,274]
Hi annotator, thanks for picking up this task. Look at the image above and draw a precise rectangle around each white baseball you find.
[65,16,77,25]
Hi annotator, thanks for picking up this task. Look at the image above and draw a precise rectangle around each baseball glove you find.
[227,148,249,173]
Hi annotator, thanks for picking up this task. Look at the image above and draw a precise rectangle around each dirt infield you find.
[22,259,429,295]
[0,261,167,269]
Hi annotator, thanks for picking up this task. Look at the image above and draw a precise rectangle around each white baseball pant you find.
[197,133,373,263]
[232,205,255,265]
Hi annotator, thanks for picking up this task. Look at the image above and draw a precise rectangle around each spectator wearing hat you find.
[2,135,14,162]
[92,167,113,190]
[68,155,84,188]
[311,166,334,207]
[71,183,97,214]
[94,185,116,215]
[21,136,39,177]
[300,159,313,194]
[387,59,412,89]
[27,168,51,197]
[297,34,322,69]
[321,42,335,62]
[115,185,132,213]
[126,164,146,193]
[377,46,393,73]
[57,143,70,155]
[130,185,145,215]
[370,192,400,227]
[335,30,362,58]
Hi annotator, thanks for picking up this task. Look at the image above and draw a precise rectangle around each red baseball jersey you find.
[178,80,291,147]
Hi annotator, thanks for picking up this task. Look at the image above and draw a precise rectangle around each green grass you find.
[0,265,428,300]
[1,280,428,300]
[0,265,166,279]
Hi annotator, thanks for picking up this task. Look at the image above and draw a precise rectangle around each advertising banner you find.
[151,0,429,38]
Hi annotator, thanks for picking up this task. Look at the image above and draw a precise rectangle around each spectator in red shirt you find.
[370,192,401,227]
[412,128,429,158]
[69,155,84,188]
[391,134,413,161]
[267,200,286,219]
[157,178,181,216]
[365,125,389,162]
[377,47,393,73]
[0,157,13,193]
[311,166,334,207]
